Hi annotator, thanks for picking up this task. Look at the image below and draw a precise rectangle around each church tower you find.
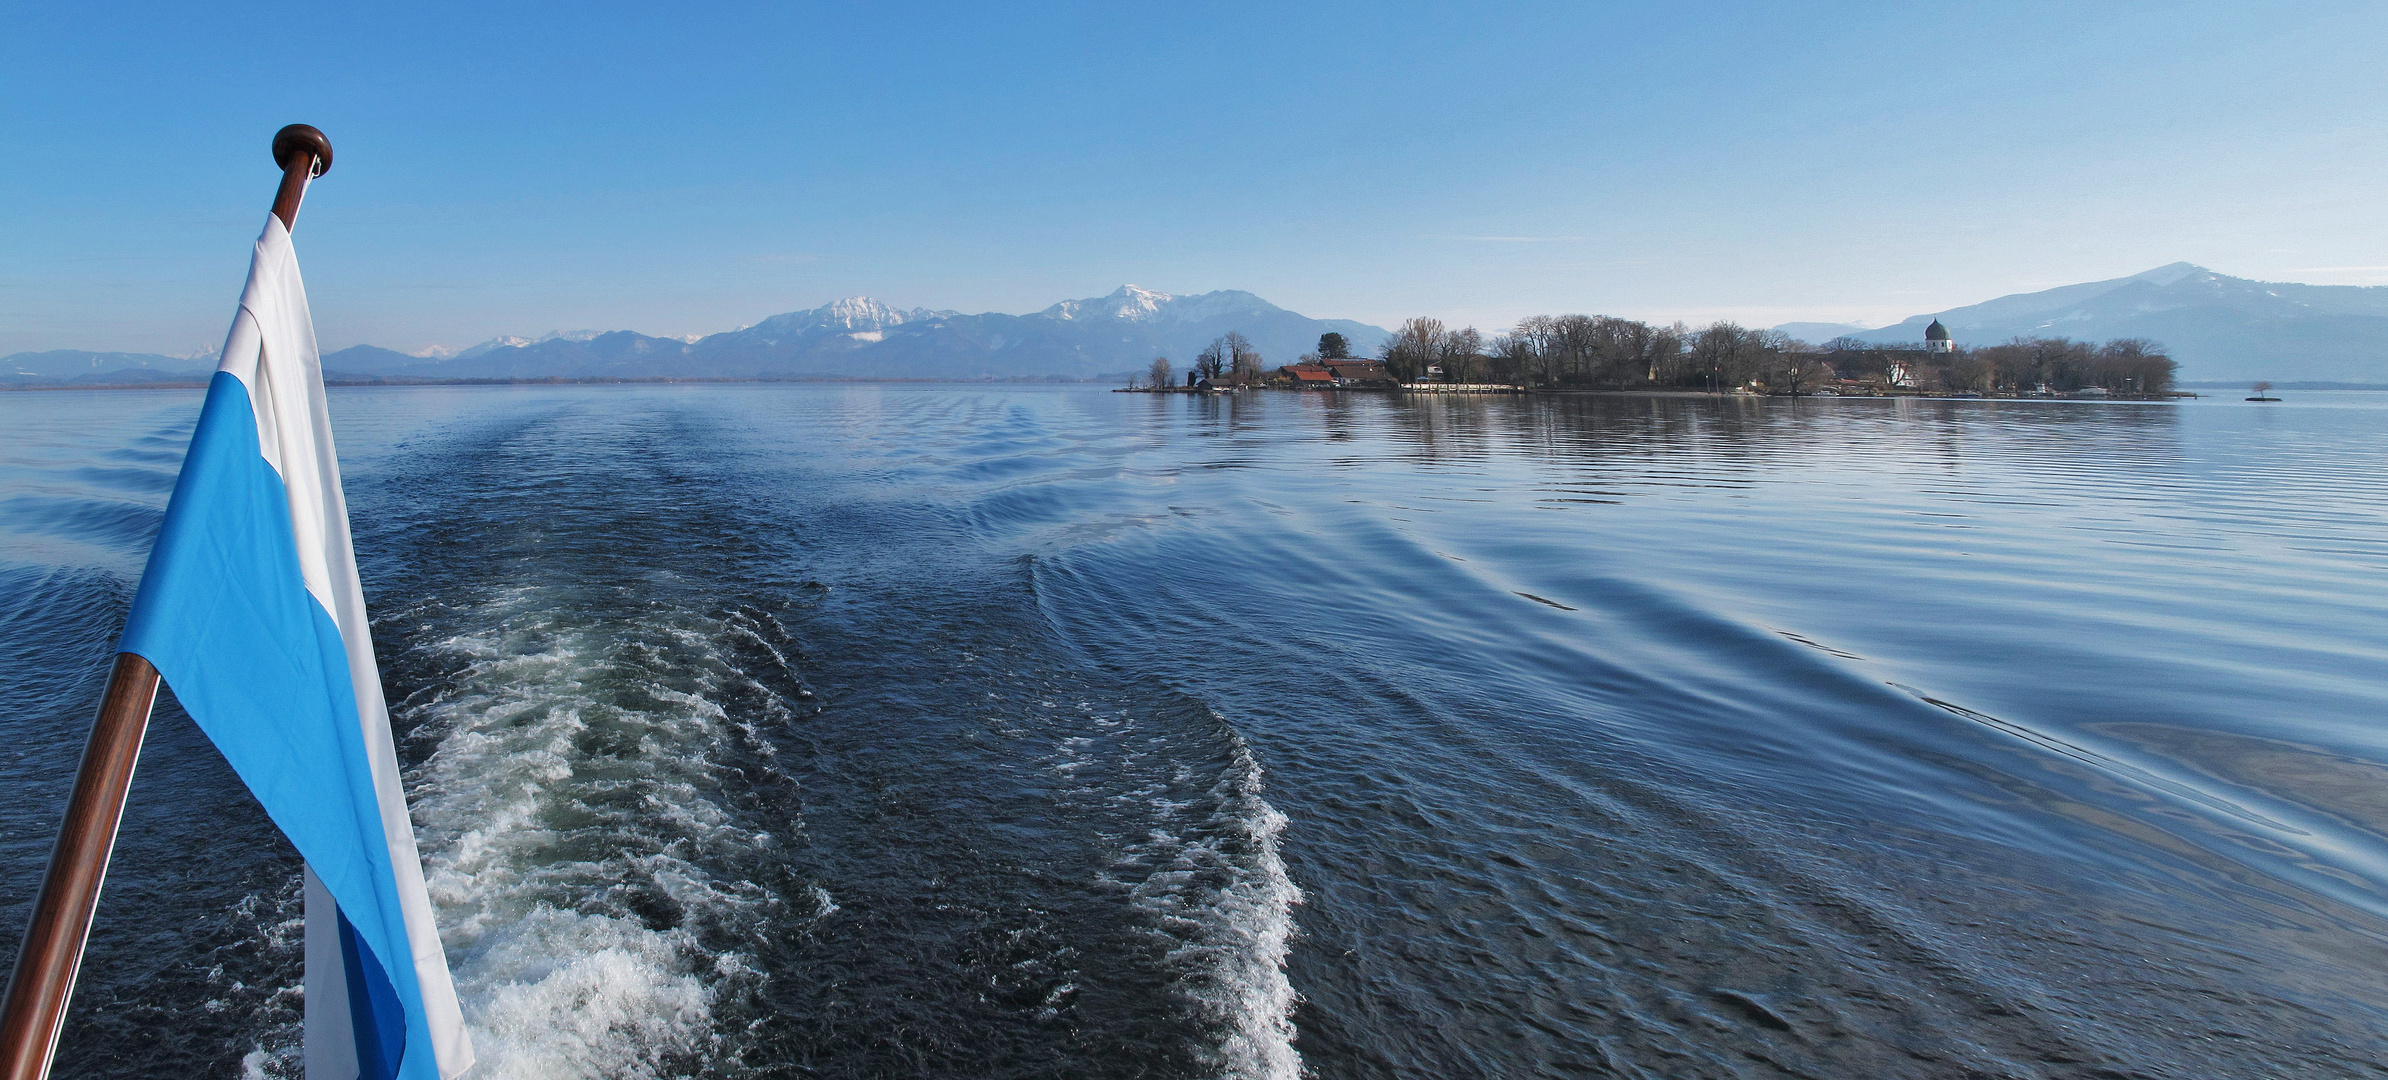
[1924,319,1955,354]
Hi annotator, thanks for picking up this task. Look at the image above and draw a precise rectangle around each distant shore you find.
[1116,384,2190,402]
[15,375,2355,399]
[1,374,1110,392]
[2178,380,2388,391]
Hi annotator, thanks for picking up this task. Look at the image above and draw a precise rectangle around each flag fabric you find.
[119,214,472,1080]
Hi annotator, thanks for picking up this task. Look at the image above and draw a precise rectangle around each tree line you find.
[1379,315,2177,395]
[1825,335,2177,396]
[1132,318,2178,396]
[1137,330,1275,388]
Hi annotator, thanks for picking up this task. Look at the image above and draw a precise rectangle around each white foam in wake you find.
[448,907,714,1079]
[398,587,776,1079]
[1125,733,1305,1080]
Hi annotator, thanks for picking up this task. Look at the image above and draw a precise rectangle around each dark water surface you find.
[5,385,2388,1078]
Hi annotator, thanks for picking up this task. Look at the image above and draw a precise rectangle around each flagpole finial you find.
[270,126,332,232]
[272,125,333,178]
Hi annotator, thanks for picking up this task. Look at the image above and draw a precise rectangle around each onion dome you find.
[1924,319,1950,341]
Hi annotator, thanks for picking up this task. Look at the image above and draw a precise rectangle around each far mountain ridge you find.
[443,329,620,360]
[22,270,2388,387]
[1794,264,2388,381]
[1773,321,1874,343]
[321,286,1388,383]
[5,349,217,381]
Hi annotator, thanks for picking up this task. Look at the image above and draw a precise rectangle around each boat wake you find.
[385,583,797,1078]
[208,393,1316,1078]
[1087,715,1303,1080]
[1128,733,1302,1080]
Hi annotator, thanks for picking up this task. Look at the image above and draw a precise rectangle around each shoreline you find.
[4,377,2244,402]
[1,374,1112,392]
[1118,385,2190,402]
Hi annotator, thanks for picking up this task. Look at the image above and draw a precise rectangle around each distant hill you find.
[1809,264,2388,381]
[6,286,1386,388]
[1773,322,1873,343]
[315,287,1389,383]
[3,350,213,387]
[316,345,419,379]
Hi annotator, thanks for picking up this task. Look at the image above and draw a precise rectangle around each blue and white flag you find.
[120,215,472,1080]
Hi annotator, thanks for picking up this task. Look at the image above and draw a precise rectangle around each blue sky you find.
[5,1,2383,355]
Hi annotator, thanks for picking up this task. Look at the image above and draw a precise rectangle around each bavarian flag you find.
[119,214,471,1079]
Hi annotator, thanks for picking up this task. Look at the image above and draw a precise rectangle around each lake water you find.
[4,385,2387,1079]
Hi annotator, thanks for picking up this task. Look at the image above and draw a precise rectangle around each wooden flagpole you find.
[0,125,332,1080]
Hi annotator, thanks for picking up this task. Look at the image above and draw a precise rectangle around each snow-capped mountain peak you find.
[1042,285,1178,323]
[454,335,533,359]
[744,297,957,339]
[816,296,913,331]
[1153,289,1277,326]
[1038,285,1293,328]
[439,329,610,360]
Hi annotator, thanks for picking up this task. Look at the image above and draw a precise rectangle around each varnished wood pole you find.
[0,654,159,1080]
[269,123,332,232]
[1,124,332,1080]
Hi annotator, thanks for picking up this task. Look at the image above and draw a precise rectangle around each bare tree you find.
[1690,322,1767,391]
[1947,353,1994,393]
[1750,329,1798,392]
[1147,356,1173,390]
[2097,338,2175,394]
[1821,337,1895,384]
[1227,332,1264,385]
[1653,322,1691,384]
[1507,315,1556,385]
[1769,345,1833,395]
[1380,317,1447,382]
[1436,327,1484,383]
[1195,339,1227,381]
[1549,315,1600,384]
[1487,334,1526,385]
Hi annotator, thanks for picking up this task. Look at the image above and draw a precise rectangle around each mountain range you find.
[14,267,2388,387]
[1785,264,2388,382]
[3,286,1385,387]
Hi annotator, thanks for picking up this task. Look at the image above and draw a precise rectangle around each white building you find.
[1924,319,1955,354]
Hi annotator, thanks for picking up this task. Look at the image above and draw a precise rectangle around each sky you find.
[4,1,2385,356]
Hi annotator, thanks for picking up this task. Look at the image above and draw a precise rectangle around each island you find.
[1120,320,2180,400]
